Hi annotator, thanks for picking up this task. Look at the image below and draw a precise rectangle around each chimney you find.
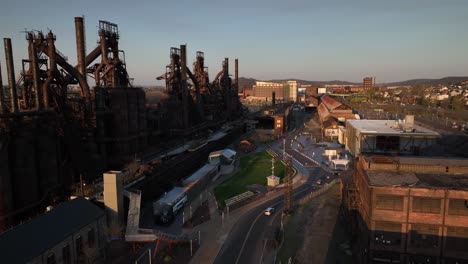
[0,59,4,112]
[4,38,18,113]
[75,16,87,79]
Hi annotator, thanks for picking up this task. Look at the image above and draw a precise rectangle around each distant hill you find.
[238,76,468,89]
[238,77,257,88]
[384,76,468,87]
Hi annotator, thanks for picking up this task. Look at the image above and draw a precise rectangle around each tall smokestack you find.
[4,38,18,113]
[224,57,230,119]
[28,33,41,109]
[224,57,229,78]
[75,17,86,80]
[272,91,276,106]
[180,44,188,129]
[0,59,4,112]
[235,58,239,95]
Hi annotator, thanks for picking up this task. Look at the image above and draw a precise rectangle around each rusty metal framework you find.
[0,15,242,231]
[0,17,137,230]
[155,45,241,136]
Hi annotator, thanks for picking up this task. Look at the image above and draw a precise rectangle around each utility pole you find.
[283,140,293,214]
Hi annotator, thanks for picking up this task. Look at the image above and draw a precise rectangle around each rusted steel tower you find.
[283,139,294,214]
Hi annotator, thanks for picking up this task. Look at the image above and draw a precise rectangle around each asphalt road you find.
[214,107,337,264]
[213,183,310,264]
[213,167,335,264]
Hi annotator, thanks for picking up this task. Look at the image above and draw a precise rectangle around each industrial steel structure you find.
[155,46,240,136]
[0,17,242,230]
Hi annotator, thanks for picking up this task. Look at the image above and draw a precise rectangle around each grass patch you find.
[214,151,284,208]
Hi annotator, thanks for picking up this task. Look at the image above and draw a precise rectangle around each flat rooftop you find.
[0,197,104,263]
[347,119,439,137]
[156,187,185,205]
[367,171,468,190]
[365,155,468,167]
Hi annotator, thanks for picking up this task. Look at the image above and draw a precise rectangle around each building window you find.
[375,136,400,152]
[276,124,281,128]
[375,195,403,211]
[409,224,439,248]
[46,253,56,264]
[62,245,71,264]
[446,227,468,252]
[88,228,95,248]
[412,197,441,214]
[374,222,402,246]
[448,199,468,216]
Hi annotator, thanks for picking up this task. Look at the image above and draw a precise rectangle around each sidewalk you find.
[186,172,307,264]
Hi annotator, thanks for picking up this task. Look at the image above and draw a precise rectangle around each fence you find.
[298,179,339,205]
[225,191,255,209]
[134,248,152,264]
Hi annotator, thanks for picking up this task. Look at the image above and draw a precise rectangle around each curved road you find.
[214,166,333,264]
[215,107,336,264]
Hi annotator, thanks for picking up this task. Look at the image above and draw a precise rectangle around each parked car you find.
[264,207,275,216]
[316,179,323,185]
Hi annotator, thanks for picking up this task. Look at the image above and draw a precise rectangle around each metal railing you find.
[298,179,338,205]
[225,191,254,208]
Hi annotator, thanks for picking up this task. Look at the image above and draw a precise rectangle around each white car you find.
[264,207,275,216]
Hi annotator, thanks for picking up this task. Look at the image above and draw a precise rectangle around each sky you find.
[1,0,468,86]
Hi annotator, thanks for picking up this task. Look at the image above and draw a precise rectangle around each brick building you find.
[252,81,298,102]
[343,155,468,264]
[364,77,374,91]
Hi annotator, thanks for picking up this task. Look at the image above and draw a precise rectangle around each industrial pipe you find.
[75,17,87,80]
[224,58,229,79]
[111,39,120,87]
[52,49,90,98]
[0,59,4,112]
[41,32,56,109]
[180,44,189,129]
[94,33,108,86]
[235,58,239,95]
[180,45,187,81]
[4,38,19,113]
[28,33,42,109]
[84,46,101,67]
[224,58,230,119]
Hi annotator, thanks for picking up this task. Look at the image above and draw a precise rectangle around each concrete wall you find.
[0,119,62,229]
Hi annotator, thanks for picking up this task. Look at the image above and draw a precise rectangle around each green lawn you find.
[214,151,285,208]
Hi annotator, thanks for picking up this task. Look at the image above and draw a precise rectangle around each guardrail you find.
[225,191,254,208]
[298,179,338,205]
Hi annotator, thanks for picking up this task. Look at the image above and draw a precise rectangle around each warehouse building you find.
[345,117,440,156]
[317,94,356,140]
[343,155,468,264]
[0,197,106,264]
